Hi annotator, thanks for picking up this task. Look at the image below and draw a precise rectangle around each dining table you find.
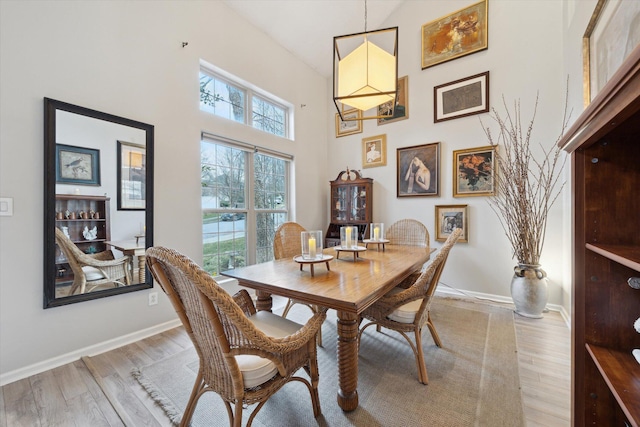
[105,240,146,284]
[221,244,432,412]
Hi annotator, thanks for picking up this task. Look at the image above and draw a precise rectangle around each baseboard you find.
[436,285,571,329]
[0,319,181,387]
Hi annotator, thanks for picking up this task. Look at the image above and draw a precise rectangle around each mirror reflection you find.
[44,98,154,308]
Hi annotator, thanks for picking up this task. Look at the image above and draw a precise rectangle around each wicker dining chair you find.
[55,227,131,295]
[386,218,430,247]
[274,222,324,347]
[358,228,462,385]
[146,246,326,427]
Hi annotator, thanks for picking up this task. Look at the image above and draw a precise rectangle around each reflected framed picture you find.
[362,134,387,169]
[397,142,440,197]
[434,71,489,123]
[582,0,640,105]
[453,145,497,197]
[377,76,409,125]
[421,0,488,70]
[435,204,468,243]
[335,109,363,137]
[117,141,146,210]
[55,144,100,186]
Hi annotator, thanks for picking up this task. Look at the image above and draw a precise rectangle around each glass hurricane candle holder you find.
[370,223,384,241]
[340,226,358,249]
[301,230,323,260]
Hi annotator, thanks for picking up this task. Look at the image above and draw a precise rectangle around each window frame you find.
[200,62,293,140]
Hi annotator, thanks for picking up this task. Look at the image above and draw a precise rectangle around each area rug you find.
[131,297,524,426]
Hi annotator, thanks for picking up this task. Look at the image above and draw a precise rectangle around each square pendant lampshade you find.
[333,27,398,120]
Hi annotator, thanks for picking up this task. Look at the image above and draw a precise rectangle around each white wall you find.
[0,0,599,383]
[328,0,593,311]
[0,0,328,381]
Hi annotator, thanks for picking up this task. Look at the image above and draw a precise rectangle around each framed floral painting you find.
[453,145,496,197]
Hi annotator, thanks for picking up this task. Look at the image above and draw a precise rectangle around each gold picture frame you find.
[421,0,488,70]
[335,109,363,137]
[435,205,468,243]
[362,134,387,169]
[452,145,497,197]
[377,76,409,125]
[582,0,640,106]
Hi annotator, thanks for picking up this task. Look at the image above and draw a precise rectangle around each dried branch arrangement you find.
[482,91,571,266]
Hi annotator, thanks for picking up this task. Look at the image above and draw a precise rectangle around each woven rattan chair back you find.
[55,227,131,295]
[146,246,324,427]
[272,222,325,347]
[273,222,306,260]
[359,228,462,384]
[386,219,430,247]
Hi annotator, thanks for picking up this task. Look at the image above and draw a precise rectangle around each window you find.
[200,65,291,139]
[201,136,291,276]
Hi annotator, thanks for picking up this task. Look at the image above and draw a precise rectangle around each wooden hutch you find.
[559,47,640,426]
[326,169,373,247]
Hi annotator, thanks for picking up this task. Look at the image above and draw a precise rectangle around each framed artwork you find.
[362,134,387,169]
[434,71,489,123]
[582,0,640,105]
[397,142,440,197]
[435,205,468,243]
[453,145,497,197]
[421,0,488,70]
[335,109,363,137]
[55,144,100,186]
[117,141,146,210]
[377,76,409,125]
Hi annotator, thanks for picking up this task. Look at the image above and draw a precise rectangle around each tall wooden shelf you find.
[559,46,640,426]
[325,169,373,247]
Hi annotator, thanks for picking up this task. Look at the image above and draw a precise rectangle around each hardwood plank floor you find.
[0,298,572,426]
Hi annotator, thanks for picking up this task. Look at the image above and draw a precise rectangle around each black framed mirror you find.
[44,98,154,308]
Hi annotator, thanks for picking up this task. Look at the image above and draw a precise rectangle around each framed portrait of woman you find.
[397,142,440,197]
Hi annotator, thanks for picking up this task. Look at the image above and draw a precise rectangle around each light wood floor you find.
[0,298,571,426]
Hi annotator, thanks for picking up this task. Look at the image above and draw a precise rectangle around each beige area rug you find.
[131,297,524,426]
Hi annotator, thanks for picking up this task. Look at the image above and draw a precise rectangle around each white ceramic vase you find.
[510,264,548,319]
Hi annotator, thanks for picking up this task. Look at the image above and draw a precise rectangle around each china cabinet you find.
[54,194,111,285]
[559,47,640,426]
[326,169,372,247]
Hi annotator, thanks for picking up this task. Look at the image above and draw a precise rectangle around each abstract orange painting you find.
[421,0,488,70]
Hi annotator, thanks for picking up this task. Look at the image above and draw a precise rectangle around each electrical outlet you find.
[148,292,158,306]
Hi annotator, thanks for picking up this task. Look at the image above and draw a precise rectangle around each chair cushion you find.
[236,311,303,388]
[82,266,105,281]
[385,288,423,324]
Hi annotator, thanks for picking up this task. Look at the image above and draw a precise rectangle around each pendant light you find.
[333,1,398,121]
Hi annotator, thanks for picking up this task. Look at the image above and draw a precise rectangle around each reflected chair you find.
[55,227,131,295]
[146,246,325,427]
[358,228,462,384]
[274,222,325,347]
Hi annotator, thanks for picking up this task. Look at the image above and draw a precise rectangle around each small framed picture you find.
[55,144,100,186]
[453,145,497,197]
[421,0,488,70]
[397,142,440,197]
[362,134,387,169]
[377,75,409,125]
[434,71,489,123]
[435,205,468,242]
[335,109,363,137]
[117,141,146,210]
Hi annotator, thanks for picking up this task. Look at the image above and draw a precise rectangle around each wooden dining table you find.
[221,244,431,412]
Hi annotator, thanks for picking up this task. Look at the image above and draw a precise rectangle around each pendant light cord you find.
[364,0,368,32]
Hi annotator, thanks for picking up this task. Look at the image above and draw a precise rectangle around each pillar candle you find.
[309,237,316,258]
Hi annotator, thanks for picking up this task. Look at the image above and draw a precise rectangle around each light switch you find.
[0,197,14,216]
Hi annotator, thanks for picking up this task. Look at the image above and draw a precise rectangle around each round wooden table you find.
[293,254,333,276]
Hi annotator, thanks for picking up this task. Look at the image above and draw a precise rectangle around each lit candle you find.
[309,236,316,258]
[345,227,351,246]
[374,226,380,241]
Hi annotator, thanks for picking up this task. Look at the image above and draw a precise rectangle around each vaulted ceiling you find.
[223,0,405,77]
